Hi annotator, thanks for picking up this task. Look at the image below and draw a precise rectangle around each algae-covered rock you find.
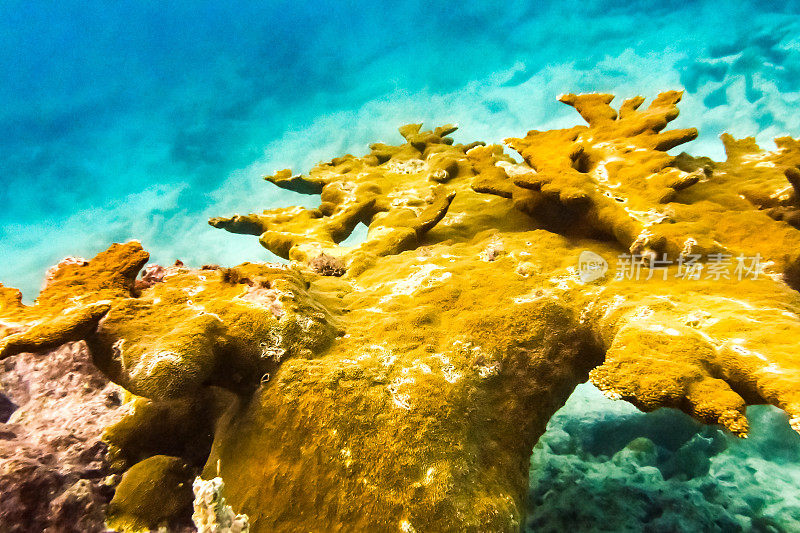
[106,454,194,532]
[101,387,236,473]
[526,383,800,532]
[2,90,800,531]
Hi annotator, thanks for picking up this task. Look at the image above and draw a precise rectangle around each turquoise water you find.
[3,1,800,530]
[4,1,800,300]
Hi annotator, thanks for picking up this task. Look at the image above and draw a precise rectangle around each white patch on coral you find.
[399,519,417,533]
[441,364,461,384]
[646,324,681,336]
[192,477,249,533]
[513,289,549,304]
[259,330,285,362]
[790,416,800,434]
[723,339,767,361]
[340,447,353,468]
[770,185,794,202]
[299,315,315,332]
[385,158,427,175]
[366,344,396,367]
[760,261,784,283]
[479,238,505,262]
[595,162,610,183]
[684,310,714,328]
[184,285,204,296]
[130,350,181,380]
[602,295,628,320]
[718,297,756,310]
[547,274,574,291]
[111,338,125,361]
[624,208,671,227]
[386,187,427,214]
[442,212,466,226]
[387,376,414,410]
[630,306,654,321]
[592,156,623,186]
[380,264,452,303]
[759,363,784,374]
[741,152,772,163]
[423,467,436,485]
[0,319,28,332]
[495,160,536,178]
[238,286,284,318]
[682,238,698,256]
[42,256,89,290]
[601,389,623,401]
[477,361,501,378]
[185,299,223,322]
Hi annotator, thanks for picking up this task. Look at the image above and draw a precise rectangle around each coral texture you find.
[106,454,195,532]
[1,91,799,531]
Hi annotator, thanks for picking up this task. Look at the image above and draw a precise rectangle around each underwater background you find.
[2,0,800,530]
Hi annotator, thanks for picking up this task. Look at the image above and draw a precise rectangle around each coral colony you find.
[2,92,800,531]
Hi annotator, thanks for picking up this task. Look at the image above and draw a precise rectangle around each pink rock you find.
[0,342,125,532]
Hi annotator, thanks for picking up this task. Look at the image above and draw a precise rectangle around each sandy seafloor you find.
[1,1,800,530]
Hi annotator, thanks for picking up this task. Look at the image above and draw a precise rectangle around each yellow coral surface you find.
[2,91,800,532]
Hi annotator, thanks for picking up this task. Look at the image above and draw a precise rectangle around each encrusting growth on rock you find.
[1,91,800,531]
[192,476,250,533]
[308,253,347,276]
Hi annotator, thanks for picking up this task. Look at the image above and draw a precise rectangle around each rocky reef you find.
[0,342,123,532]
[527,384,800,532]
[1,91,799,531]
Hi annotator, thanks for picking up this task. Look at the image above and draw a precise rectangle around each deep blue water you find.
[3,2,800,530]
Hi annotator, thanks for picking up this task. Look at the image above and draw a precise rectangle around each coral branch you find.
[3,90,800,532]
